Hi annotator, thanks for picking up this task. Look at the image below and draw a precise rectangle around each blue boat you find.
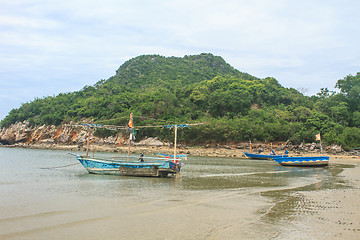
[243,151,287,160]
[68,114,198,177]
[155,152,188,160]
[69,154,181,177]
[272,156,329,167]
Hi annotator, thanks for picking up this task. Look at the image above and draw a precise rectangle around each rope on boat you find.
[40,162,80,169]
[66,122,204,130]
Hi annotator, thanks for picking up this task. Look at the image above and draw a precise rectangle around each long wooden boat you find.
[69,154,181,177]
[243,152,287,160]
[155,152,188,160]
[272,156,329,167]
[67,114,203,177]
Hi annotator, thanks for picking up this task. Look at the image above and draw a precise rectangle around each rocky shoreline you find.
[1,121,359,159]
[2,141,360,160]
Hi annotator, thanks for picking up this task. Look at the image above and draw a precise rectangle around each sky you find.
[1,0,360,121]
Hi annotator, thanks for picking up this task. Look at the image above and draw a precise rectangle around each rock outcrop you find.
[0,121,123,146]
[0,121,173,147]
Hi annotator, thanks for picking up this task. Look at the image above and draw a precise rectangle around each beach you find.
[0,147,359,240]
[265,157,360,239]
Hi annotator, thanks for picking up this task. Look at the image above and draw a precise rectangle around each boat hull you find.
[155,152,188,159]
[243,152,287,160]
[273,156,329,167]
[76,155,181,177]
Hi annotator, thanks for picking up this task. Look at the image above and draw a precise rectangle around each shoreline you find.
[2,142,360,165]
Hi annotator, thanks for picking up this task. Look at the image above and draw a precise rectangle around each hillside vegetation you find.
[1,53,360,149]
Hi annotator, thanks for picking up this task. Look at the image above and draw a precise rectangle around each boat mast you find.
[86,127,91,157]
[173,125,178,161]
[85,120,93,157]
[127,112,134,161]
[127,136,131,161]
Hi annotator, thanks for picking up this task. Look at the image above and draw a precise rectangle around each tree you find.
[335,73,360,112]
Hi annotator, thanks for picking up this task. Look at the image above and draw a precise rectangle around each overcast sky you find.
[1,0,359,121]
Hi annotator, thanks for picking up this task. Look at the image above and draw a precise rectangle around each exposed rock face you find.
[0,121,174,149]
[0,121,125,145]
[0,121,32,144]
[135,137,171,146]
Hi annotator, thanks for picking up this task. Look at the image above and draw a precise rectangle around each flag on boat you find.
[128,112,135,140]
[128,112,133,128]
[315,133,321,141]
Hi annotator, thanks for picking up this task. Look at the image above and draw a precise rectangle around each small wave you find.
[200,169,306,178]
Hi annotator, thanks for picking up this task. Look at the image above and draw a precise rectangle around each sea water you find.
[0,147,358,239]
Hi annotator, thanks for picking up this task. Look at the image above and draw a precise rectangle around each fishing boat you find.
[353,147,360,157]
[155,152,188,160]
[69,153,181,177]
[68,114,202,177]
[243,151,287,160]
[272,156,329,167]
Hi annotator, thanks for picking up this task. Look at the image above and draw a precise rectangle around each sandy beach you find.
[269,158,360,239]
[0,147,359,239]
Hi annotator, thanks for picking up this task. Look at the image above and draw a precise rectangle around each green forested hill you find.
[1,54,360,149]
[110,53,256,87]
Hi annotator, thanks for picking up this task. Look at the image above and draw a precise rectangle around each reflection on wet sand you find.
[258,164,360,239]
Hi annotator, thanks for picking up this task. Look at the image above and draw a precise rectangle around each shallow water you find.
[0,147,359,239]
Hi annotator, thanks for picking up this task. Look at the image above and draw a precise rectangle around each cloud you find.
[0,15,62,29]
[0,0,360,120]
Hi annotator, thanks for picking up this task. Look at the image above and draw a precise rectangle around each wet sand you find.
[0,192,270,240]
[0,180,273,239]
[263,158,360,239]
[0,148,359,240]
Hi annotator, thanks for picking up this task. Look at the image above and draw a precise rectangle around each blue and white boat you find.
[272,156,329,167]
[70,153,181,177]
[68,114,201,177]
[243,151,287,160]
[155,152,188,160]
